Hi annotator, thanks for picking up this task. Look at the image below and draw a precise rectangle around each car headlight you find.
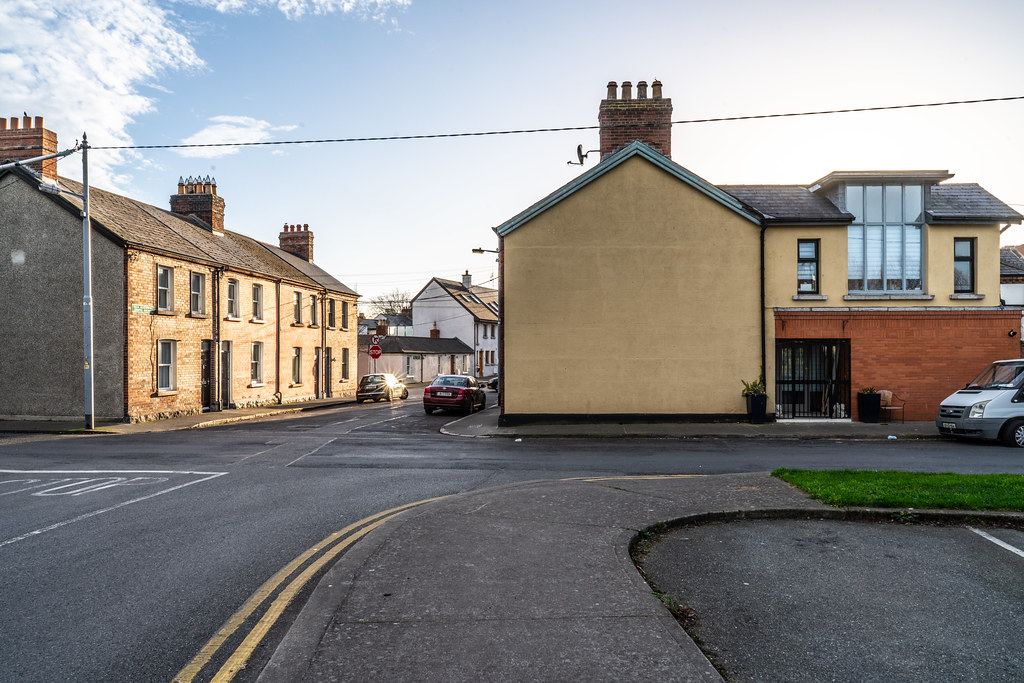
[968,400,990,419]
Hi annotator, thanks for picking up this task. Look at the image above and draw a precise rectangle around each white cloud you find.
[0,0,203,190]
[177,0,410,21]
[178,115,298,157]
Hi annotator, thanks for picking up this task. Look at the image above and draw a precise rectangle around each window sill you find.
[844,293,935,301]
[290,383,303,387]
[950,293,984,300]
[155,389,178,397]
[188,312,210,319]
[291,322,304,327]
[224,316,242,322]
[249,382,265,388]
[793,294,826,301]
[308,324,320,329]
[250,318,266,324]
[326,326,336,331]
[153,309,176,316]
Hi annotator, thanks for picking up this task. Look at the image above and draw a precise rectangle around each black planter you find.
[745,394,768,424]
[857,392,881,423]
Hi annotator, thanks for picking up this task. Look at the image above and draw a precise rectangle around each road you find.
[2,391,1023,682]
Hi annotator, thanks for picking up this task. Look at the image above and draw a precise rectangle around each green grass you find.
[773,469,1024,511]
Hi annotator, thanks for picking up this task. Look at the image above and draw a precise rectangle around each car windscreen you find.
[966,363,1024,389]
[360,375,384,385]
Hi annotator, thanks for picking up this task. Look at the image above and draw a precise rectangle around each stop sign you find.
[369,344,382,359]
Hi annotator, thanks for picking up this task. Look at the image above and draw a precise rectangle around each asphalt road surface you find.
[2,394,1024,682]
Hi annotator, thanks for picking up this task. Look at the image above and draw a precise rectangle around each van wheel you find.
[1002,419,1024,447]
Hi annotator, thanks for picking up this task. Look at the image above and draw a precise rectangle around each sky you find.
[3,0,1023,306]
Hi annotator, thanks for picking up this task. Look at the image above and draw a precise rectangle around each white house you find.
[411,271,499,377]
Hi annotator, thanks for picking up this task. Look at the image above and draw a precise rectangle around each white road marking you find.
[287,438,337,466]
[0,470,228,549]
[968,526,1024,559]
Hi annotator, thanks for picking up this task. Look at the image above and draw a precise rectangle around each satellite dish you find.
[576,144,585,165]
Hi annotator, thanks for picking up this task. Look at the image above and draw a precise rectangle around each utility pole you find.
[81,133,95,429]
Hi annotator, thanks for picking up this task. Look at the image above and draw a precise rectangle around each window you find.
[252,284,264,321]
[847,184,923,292]
[157,340,177,391]
[341,301,349,330]
[292,347,302,384]
[797,239,820,293]
[227,278,239,318]
[190,272,206,314]
[954,238,975,293]
[490,324,496,338]
[342,347,350,380]
[157,266,173,311]
[293,291,302,324]
[328,299,336,328]
[251,342,263,383]
[310,295,319,326]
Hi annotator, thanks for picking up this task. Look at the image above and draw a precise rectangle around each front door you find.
[775,340,851,418]
[324,348,333,398]
[478,350,484,377]
[220,341,232,410]
[314,347,322,399]
[450,355,456,374]
[201,340,212,411]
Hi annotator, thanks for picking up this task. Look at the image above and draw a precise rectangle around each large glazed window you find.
[847,184,923,292]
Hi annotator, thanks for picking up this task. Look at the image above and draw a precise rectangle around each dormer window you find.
[846,184,924,292]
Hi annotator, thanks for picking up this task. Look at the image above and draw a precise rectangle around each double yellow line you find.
[173,496,447,683]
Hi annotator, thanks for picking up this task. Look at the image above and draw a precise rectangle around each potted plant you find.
[857,387,881,423]
[742,378,768,424]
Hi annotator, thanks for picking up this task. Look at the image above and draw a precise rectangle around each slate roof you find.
[423,278,500,323]
[1000,246,1024,280]
[358,335,473,355]
[928,184,1022,225]
[719,185,853,224]
[10,168,358,296]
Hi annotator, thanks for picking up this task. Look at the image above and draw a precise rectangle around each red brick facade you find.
[599,80,673,159]
[0,115,58,180]
[776,309,1022,420]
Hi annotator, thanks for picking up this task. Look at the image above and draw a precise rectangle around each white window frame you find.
[190,272,206,314]
[157,340,177,391]
[342,347,350,380]
[157,266,173,312]
[227,278,240,318]
[292,347,302,384]
[293,291,302,324]
[252,283,264,321]
[251,342,264,384]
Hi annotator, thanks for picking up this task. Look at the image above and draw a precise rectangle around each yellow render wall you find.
[765,224,1001,307]
[503,157,765,416]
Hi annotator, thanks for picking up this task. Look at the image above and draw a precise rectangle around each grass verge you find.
[773,468,1024,511]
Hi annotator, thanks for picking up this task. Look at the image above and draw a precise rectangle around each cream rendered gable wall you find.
[503,156,764,417]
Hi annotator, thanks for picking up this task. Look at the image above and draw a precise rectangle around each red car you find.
[423,375,487,415]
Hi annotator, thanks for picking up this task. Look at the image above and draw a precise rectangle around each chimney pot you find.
[0,119,6,131]
[34,116,43,129]
[637,81,648,99]
[652,80,663,99]
[606,81,617,99]
[22,115,31,129]
[10,117,19,130]
[621,81,632,100]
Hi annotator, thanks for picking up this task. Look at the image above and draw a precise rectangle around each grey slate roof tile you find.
[718,185,853,224]
[928,184,1023,224]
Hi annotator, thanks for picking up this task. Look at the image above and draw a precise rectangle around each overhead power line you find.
[88,95,1024,151]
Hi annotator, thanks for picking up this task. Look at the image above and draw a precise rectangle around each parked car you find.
[356,373,409,402]
[423,374,486,415]
[936,358,1024,446]
[487,375,499,391]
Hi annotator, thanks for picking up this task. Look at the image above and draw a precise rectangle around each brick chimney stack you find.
[0,115,59,181]
[462,270,472,289]
[278,223,314,262]
[430,323,440,339]
[170,175,225,233]
[599,80,673,159]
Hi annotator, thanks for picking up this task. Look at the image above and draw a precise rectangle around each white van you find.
[936,359,1024,447]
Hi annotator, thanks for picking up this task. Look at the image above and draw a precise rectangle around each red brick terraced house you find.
[0,115,359,423]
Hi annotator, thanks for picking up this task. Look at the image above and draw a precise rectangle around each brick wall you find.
[776,309,1023,420]
[0,115,58,180]
[599,80,673,159]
